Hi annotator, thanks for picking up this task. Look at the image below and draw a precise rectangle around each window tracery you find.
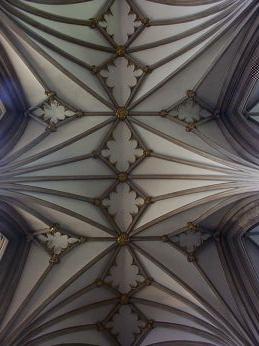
[0,100,6,119]
[0,233,8,261]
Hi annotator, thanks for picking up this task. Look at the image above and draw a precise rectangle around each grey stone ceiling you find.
[0,1,259,345]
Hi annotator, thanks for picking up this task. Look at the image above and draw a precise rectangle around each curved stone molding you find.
[25,0,93,3]
[0,202,31,326]
[147,0,225,4]
[219,18,259,163]
[0,42,27,159]
[217,196,259,342]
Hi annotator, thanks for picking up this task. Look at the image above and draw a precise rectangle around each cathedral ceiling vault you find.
[0,0,259,345]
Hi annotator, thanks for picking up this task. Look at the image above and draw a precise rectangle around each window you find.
[0,100,6,119]
[0,233,8,260]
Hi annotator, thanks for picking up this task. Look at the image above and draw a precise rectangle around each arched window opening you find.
[0,233,8,261]
[0,100,6,119]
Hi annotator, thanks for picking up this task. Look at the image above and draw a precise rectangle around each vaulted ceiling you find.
[0,1,259,345]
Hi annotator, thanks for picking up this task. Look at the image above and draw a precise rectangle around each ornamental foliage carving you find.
[103,184,144,230]
[101,122,143,171]
[38,231,79,255]
[171,98,212,124]
[31,97,76,125]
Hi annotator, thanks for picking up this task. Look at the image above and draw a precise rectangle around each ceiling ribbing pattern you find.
[0,1,259,345]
